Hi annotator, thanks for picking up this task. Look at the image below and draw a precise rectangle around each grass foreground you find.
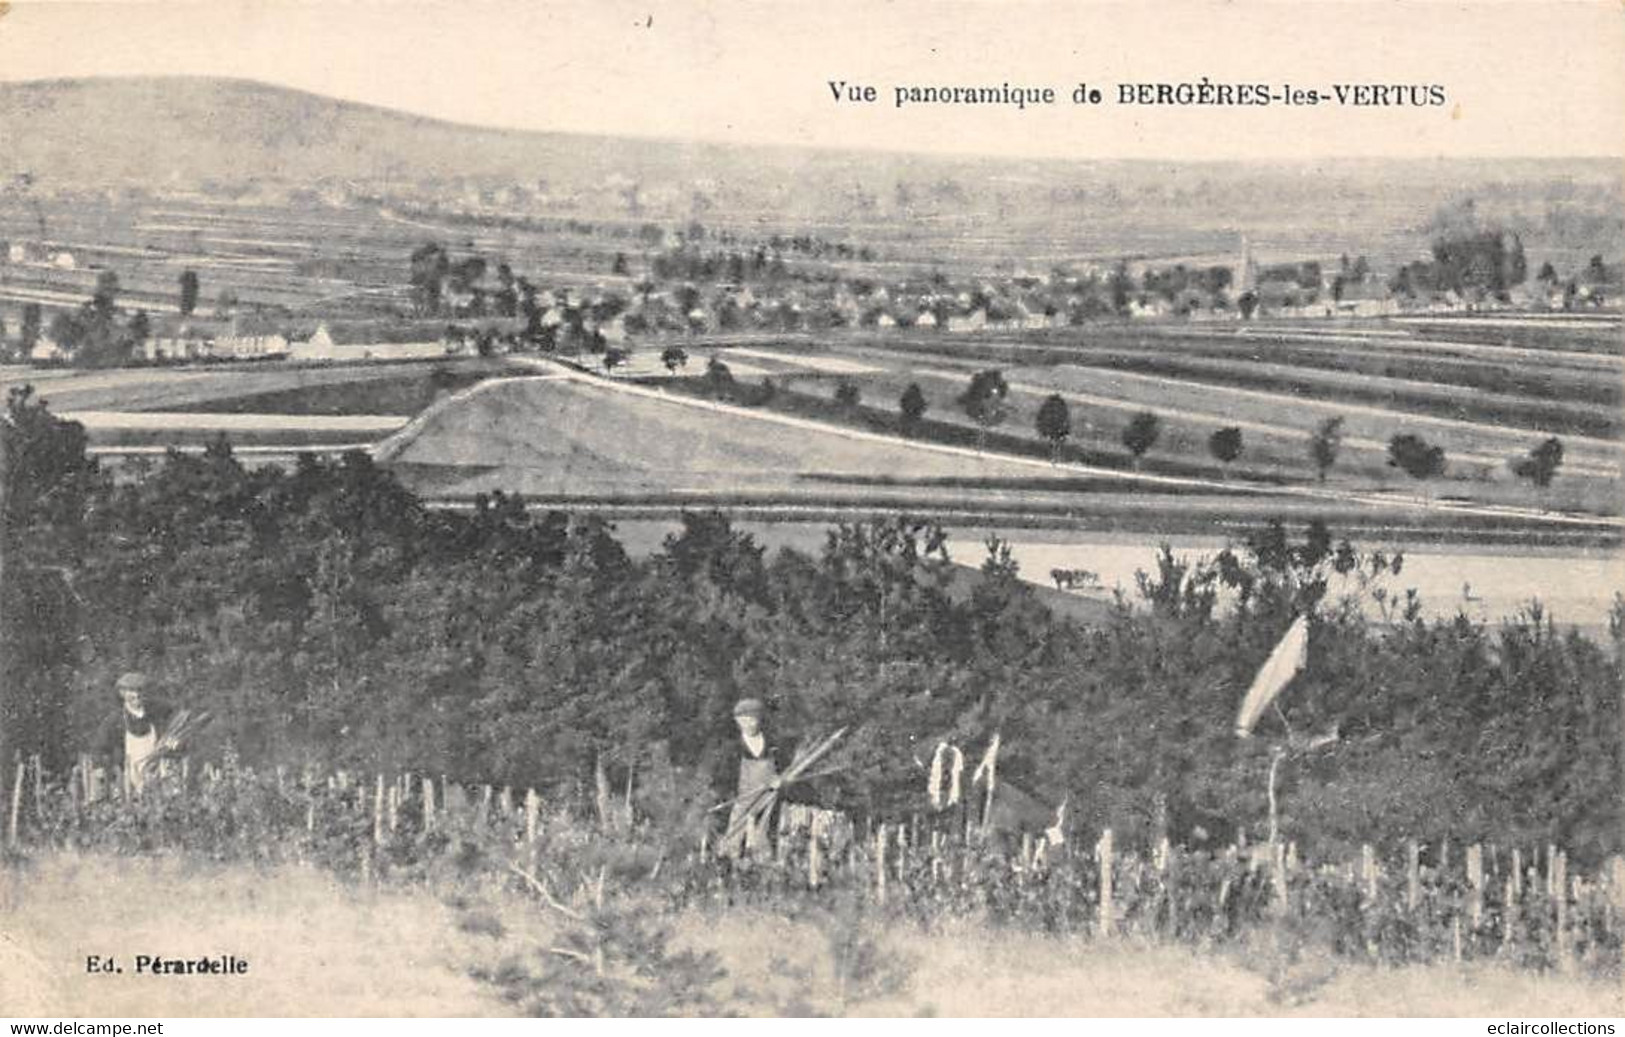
[2,852,1617,1018]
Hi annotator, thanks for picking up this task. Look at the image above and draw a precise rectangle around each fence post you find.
[523,786,541,872]
[479,785,492,827]
[808,823,821,889]
[524,788,539,850]
[1553,850,1571,973]
[1272,839,1288,910]
[1361,843,1378,906]
[876,824,888,906]
[1097,828,1115,938]
[1467,843,1484,933]
[421,775,436,833]
[1502,874,1517,956]
[1157,837,1175,936]
[1406,839,1421,912]
[7,756,23,848]
[31,754,43,822]
[373,774,385,847]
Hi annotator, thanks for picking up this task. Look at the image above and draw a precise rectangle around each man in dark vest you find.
[718,697,790,861]
[92,672,173,794]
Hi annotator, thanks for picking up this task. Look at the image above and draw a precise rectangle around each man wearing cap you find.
[719,697,789,861]
[94,672,174,794]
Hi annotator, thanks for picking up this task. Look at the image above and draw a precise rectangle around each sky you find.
[0,0,1622,161]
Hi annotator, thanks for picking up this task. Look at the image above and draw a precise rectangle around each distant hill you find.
[0,76,1619,267]
[0,76,775,186]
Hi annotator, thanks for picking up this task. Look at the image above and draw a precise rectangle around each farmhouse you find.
[143,316,290,361]
[27,332,67,362]
[288,320,463,362]
[1332,282,1399,318]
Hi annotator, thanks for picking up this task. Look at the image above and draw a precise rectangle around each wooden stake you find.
[7,758,23,848]
[1467,843,1484,930]
[524,788,539,847]
[1502,874,1517,955]
[1273,839,1288,909]
[1097,828,1115,938]
[876,825,888,906]
[808,823,821,888]
[1554,850,1571,973]
[373,774,385,846]
[1406,839,1421,912]
[1362,843,1378,905]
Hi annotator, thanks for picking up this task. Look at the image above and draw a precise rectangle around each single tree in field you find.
[19,303,42,352]
[957,369,1009,450]
[1122,411,1160,468]
[1388,433,1446,481]
[126,310,151,356]
[91,270,120,318]
[179,269,199,317]
[705,356,735,398]
[1036,393,1072,462]
[834,380,862,411]
[899,382,928,436]
[1208,426,1243,476]
[1511,436,1564,489]
[602,348,628,375]
[1309,417,1344,481]
[661,345,688,373]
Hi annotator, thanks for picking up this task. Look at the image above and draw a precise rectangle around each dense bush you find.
[0,387,1619,867]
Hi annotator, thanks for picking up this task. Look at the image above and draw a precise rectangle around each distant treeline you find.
[0,386,1618,865]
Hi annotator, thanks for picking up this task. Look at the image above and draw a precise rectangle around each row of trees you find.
[1,387,1617,864]
[919,370,1565,487]
[677,364,1568,490]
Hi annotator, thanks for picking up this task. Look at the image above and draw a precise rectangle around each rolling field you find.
[375,371,1105,499]
[364,360,1617,556]
[704,316,1621,518]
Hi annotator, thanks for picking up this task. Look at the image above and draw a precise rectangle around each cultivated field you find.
[698,315,1622,518]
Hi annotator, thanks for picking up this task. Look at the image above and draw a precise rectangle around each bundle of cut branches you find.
[150,708,214,763]
[718,726,847,847]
